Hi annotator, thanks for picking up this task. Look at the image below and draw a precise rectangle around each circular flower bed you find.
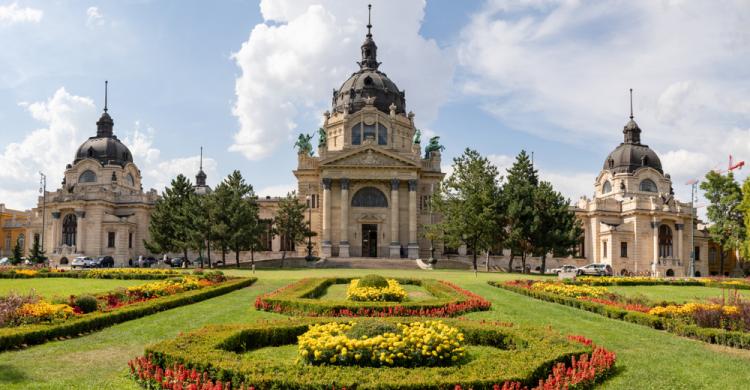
[346,278,407,302]
[298,320,465,367]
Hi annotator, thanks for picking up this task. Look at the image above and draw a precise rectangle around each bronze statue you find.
[294,133,314,156]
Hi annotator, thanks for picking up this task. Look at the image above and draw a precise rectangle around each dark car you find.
[577,263,613,276]
[170,257,191,268]
[91,256,114,268]
[139,256,158,267]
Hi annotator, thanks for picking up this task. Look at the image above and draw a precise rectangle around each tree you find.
[503,151,539,273]
[221,171,259,268]
[701,171,744,275]
[29,235,46,263]
[740,178,750,262]
[210,181,232,264]
[531,181,583,274]
[430,148,502,273]
[10,239,23,265]
[145,174,196,261]
[189,191,214,268]
[273,191,308,262]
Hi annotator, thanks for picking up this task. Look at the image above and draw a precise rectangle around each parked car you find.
[71,256,95,269]
[549,264,578,274]
[170,257,191,268]
[0,257,10,265]
[91,256,114,268]
[577,263,613,276]
[512,263,531,273]
[139,256,157,267]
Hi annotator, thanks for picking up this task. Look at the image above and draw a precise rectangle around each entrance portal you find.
[361,224,378,257]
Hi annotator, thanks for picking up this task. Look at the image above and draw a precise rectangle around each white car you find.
[71,256,94,269]
[0,257,10,265]
[549,264,578,274]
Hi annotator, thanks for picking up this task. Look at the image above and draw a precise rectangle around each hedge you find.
[255,277,491,317]
[0,268,184,280]
[490,281,750,349]
[0,277,257,351]
[140,317,599,389]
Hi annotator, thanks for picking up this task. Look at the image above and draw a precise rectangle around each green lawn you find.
[322,282,434,301]
[0,278,146,299]
[0,269,748,389]
[606,285,750,304]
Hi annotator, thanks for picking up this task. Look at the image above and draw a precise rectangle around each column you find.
[75,211,86,254]
[389,179,400,258]
[651,220,659,275]
[675,223,684,266]
[407,179,419,259]
[339,178,350,258]
[321,178,332,257]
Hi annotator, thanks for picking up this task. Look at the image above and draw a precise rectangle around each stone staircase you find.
[234,257,472,270]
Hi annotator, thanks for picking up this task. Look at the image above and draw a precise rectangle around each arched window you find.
[351,123,362,145]
[602,180,612,194]
[351,187,388,208]
[659,225,673,258]
[63,214,77,246]
[126,173,135,187]
[79,170,97,183]
[363,123,376,141]
[640,179,657,192]
[377,123,387,145]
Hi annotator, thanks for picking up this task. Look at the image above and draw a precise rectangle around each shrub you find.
[74,295,99,314]
[346,278,407,302]
[357,274,389,288]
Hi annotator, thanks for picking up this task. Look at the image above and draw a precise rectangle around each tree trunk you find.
[540,254,546,275]
[207,238,212,268]
[472,251,478,273]
[183,248,188,264]
[485,251,490,272]
[508,254,514,273]
[251,248,255,268]
[521,253,527,274]
[235,244,240,268]
[720,250,725,276]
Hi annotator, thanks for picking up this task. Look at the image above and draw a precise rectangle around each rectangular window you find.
[620,242,628,258]
[128,233,133,249]
[377,123,387,145]
[602,241,608,258]
[351,123,361,145]
[708,247,717,263]
[108,232,116,248]
[363,123,376,142]
[694,246,701,261]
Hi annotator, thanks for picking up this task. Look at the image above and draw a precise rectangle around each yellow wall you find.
[0,206,30,257]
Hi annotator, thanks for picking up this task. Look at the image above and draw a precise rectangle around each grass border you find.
[135,317,612,389]
[490,280,750,349]
[0,277,257,352]
[255,277,491,317]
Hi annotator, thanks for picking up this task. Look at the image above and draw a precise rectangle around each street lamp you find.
[428,183,436,264]
[39,172,46,264]
[305,194,315,261]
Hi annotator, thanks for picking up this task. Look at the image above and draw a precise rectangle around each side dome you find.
[603,118,663,174]
[74,135,133,166]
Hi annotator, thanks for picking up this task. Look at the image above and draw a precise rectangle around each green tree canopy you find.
[503,150,539,273]
[273,191,308,260]
[701,171,744,275]
[145,174,196,261]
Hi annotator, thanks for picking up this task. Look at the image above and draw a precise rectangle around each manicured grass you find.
[0,268,748,389]
[0,278,146,299]
[606,285,750,303]
[322,282,434,301]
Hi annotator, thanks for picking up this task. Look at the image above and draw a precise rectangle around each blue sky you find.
[1,0,749,213]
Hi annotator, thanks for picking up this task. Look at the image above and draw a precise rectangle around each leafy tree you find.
[736,178,750,264]
[430,148,502,273]
[10,239,23,265]
[503,150,538,273]
[189,191,214,268]
[701,171,744,275]
[29,235,46,263]
[273,191,308,262]
[210,181,232,264]
[145,174,195,261]
[221,171,259,268]
[531,181,583,274]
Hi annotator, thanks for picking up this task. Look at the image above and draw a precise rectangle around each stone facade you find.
[0,204,30,258]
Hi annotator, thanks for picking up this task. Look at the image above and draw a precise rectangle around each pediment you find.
[356,213,386,223]
[321,146,418,168]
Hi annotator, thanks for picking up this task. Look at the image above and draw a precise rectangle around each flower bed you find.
[129,318,616,389]
[572,276,750,290]
[0,266,183,280]
[491,279,750,349]
[254,277,491,317]
[0,275,256,351]
[346,278,407,302]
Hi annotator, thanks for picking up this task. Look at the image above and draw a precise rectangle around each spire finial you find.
[199,146,203,170]
[104,80,109,113]
[366,4,372,38]
[629,88,633,120]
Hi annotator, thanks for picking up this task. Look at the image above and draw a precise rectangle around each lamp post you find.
[39,172,46,263]
[305,195,314,261]
[428,183,436,264]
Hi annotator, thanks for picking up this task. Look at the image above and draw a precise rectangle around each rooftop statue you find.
[294,133,314,157]
[317,127,327,148]
[424,136,445,159]
[413,128,421,144]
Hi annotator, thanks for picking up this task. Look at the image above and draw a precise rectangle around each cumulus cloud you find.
[257,183,297,198]
[230,0,454,160]
[122,123,160,165]
[85,6,104,28]
[0,2,42,25]
[144,155,218,194]
[458,0,750,201]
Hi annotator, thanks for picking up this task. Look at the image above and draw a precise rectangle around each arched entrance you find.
[658,225,673,258]
[666,269,675,277]
[63,214,77,246]
[60,257,69,265]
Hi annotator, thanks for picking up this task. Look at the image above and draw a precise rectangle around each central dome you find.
[73,106,133,166]
[603,118,663,174]
[331,8,405,116]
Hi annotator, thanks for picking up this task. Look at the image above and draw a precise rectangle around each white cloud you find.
[458,0,750,193]
[144,155,218,193]
[230,0,454,160]
[85,6,104,28]
[122,123,160,164]
[257,183,296,198]
[0,2,42,25]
